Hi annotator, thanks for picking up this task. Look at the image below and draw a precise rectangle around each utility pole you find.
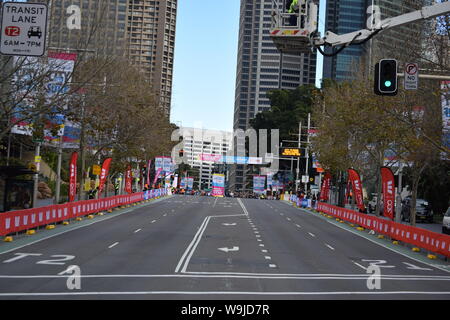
[32,142,41,208]
[54,137,63,204]
[295,121,301,192]
[303,113,311,193]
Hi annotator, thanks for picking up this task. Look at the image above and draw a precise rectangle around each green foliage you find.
[250,84,317,141]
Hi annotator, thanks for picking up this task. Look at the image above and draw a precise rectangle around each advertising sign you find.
[212,174,225,197]
[253,175,266,194]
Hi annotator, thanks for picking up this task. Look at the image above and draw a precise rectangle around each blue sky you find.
[170,1,326,132]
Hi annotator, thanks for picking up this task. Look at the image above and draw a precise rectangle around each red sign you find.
[319,172,331,201]
[381,167,395,220]
[348,168,366,212]
[5,26,20,36]
[98,158,112,196]
[125,164,132,194]
[68,152,78,202]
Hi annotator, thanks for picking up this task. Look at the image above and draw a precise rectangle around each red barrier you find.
[317,202,450,258]
[0,189,167,237]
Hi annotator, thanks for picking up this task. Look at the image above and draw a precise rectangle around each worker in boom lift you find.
[287,0,300,26]
[288,0,308,27]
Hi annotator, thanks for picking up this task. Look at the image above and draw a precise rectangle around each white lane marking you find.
[237,198,249,216]
[287,218,291,221]
[269,264,277,268]
[402,262,433,271]
[218,246,239,253]
[295,224,301,228]
[163,214,167,217]
[151,220,156,223]
[261,249,268,253]
[352,261,367,271]
[259,244,265,247]
[3,253,42,264]
[134,229,142,233]
[325,244,335,251]
[265,256,271,260]
[175,216,211,273]
[0,290,450,297]
[3,273,450,280]
[222,223,237,226]
[108,242,119,249]
[308,232,316,238]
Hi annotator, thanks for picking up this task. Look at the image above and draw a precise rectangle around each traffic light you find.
[374,59,398,96]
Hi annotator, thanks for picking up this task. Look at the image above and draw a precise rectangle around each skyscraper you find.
[44,0,177,116]
[127,0,177,116]
[322,0,368,81]
[322,0,432,82]
[229,0,317,192]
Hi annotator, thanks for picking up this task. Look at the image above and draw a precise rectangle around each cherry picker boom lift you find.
[270,0,450,55]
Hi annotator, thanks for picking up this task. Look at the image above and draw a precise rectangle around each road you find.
[0,194,449,300]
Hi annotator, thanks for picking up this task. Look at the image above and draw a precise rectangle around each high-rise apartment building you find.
[229,0,317,192]
[46,0,129,57]
[127,0,177,116]
[40,0,177,116]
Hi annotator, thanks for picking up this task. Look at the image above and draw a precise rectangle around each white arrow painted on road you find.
[222,223,237,226]
[218,246,239,253]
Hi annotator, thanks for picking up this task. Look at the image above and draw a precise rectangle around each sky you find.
[170,1,327,133]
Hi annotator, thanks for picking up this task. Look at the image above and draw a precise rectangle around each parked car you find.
[442,207,450,235]
[401,197,433,223]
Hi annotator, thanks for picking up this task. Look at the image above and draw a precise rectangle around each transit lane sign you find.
[404,63,419,90]
[0,2,48,56]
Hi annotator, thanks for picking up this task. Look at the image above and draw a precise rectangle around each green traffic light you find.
[384,80,392,87]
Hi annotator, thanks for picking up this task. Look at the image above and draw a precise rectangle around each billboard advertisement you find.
[212,174,225,197]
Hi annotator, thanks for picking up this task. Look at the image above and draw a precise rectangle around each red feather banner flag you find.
[69,152,78,202]
[319,172,331,201]
[347,168,366,212]
[98,158,112,196]
[381,166,395,220]
[125,164,132,194]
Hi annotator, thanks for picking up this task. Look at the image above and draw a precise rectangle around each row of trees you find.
[1,45,175,202]
[249,10,449,224]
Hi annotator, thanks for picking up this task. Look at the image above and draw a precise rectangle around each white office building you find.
[178,127,232,190]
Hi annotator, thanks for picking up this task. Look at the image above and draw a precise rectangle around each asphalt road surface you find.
[0,195,449,300]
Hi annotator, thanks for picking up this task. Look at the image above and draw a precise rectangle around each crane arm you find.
[313,1,450,48]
